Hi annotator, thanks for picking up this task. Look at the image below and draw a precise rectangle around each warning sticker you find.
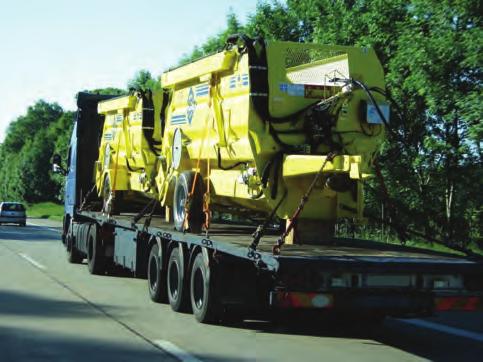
[279,83,305,97]
[279,83,342,99]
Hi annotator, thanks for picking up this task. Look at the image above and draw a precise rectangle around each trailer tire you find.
[190,252,219,323]
[167,247,189,312]
[173,171,203,233]
[87,224,105,275]
[148,243,167,303]
[66,234,83,264]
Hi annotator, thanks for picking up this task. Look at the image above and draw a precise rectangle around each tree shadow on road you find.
[0,324,251,362]
[221,312,483,362]
[0,290,118,319]
[0,225,60,242]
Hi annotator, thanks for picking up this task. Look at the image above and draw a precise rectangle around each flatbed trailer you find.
[55,92,483,324]
[66,209,483,323]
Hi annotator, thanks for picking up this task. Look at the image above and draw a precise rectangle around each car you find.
[0,202,27,226]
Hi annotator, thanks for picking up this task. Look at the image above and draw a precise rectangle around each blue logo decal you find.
[186,87,197,124]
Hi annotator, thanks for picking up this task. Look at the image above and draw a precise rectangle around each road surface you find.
[1,219,482,361]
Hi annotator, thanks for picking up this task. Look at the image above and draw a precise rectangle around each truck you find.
[53,36,483,324]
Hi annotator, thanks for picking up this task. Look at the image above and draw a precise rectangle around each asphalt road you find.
[1,219,482,362]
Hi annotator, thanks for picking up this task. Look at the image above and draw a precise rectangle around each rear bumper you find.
[0,216,26,224]
[270,290,483,315]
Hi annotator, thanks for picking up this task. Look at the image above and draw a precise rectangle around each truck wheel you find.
[190,252,220,323]
[66,234,83,264]
[87,224,105,275]
[148,243,167,303]
[167,247,189,312]
[173,171,203,233]
[102,175,121,215]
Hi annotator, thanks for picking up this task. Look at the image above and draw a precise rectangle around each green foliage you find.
[127,70,161,91]
[86,87,126,96]
[0,101,65,203]
[2,100,63,153]
[178,11,244,65]
[26,201,64,221]
[245,1,305,41]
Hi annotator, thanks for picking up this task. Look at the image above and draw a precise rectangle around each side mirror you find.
[52,154,67,176]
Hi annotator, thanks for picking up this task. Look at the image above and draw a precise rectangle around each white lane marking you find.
[153,340,203,362]
[18,253,47,270]
[400,319,483,342]
[28,222,61,233]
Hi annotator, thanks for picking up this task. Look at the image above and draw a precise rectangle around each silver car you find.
[0,202,27,226]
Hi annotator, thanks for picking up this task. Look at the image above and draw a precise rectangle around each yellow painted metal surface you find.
[95,38,387,225]
[161,50,237,87]
[283,155,362,178]
[96,92,160,198]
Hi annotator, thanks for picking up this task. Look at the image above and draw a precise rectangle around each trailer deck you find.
[78,210,483,274]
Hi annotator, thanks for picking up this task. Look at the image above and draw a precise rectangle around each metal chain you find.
[249,188,287,251]
[272,151,337,255]
[79,184,97,211]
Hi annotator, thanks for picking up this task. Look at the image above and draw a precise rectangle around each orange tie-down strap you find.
[434,296,483,311]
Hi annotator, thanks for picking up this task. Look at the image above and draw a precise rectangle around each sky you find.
[0,0,259,142]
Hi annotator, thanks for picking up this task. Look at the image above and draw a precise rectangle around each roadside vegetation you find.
[26,202,64,221]
[0,0,480,252]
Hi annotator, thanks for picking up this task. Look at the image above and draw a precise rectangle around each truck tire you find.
[87,224,106,275]
[167,247,189,312]
[148,243,167,303]
[62,215,70,245]
[190,252,220,323]
[173,171,204,233]
[66,234,83,264]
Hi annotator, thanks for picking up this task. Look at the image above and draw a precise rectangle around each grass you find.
[26,202,64,221]
[338,229,483,257]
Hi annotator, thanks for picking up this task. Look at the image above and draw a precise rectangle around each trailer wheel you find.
[173,171,203,233]
[167,247,189,312]
[66,234,83,264]
[87,224,105,275]
[148,243,167,303]
[190,252,220,323]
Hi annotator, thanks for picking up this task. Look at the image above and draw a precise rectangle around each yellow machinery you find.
[96,36,388,241]
[96,90,162,212]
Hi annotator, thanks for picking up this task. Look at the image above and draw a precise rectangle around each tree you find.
[86,87,126,96]
[2,100,63,153]
[127,70,161,91]
[245,1,304,41]
[178,11,244,65]
[0,101,65,202]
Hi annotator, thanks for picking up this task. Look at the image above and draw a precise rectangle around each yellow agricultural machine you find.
[96,35,388,242]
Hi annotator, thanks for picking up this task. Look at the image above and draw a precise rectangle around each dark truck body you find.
[61,93,483,322]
